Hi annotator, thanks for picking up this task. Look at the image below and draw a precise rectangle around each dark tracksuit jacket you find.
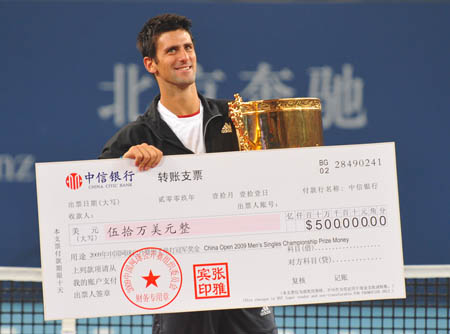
[99,94,238,158]
[99,94,278,334]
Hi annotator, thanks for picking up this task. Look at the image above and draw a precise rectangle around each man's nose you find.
[179,49,189,62]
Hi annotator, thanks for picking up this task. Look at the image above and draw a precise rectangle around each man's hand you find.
[123,143,163,171]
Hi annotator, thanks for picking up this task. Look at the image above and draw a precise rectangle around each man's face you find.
[149,29,197,89]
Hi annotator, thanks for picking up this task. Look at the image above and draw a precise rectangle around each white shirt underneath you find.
[157,101,206,154]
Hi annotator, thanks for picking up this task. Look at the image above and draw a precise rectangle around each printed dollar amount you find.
[305,215,387,231]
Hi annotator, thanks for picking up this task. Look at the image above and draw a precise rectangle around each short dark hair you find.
[137,13,193,59]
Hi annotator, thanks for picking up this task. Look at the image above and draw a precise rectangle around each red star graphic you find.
[142,270,160,288]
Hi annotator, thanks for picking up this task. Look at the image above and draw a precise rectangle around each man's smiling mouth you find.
[176,66,192,71]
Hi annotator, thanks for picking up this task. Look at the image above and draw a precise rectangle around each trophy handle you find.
[228,94,255,151]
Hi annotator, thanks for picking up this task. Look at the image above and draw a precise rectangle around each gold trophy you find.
[228,93,323,151]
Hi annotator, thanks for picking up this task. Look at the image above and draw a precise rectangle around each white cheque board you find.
[36,142,405,320]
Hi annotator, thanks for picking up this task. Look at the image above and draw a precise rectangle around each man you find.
[100,14,278,334]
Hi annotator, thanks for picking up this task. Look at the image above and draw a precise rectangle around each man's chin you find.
[174,77,196,88]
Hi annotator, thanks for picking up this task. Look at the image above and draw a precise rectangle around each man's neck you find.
[159,84,200,117]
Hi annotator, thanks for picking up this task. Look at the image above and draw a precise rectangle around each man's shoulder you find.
[203,96,230,106]
[118,119,150,135]
[98,119,157,159]
[202,96,230,116]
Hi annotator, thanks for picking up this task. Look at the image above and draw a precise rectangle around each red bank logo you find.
[66,173,83,190]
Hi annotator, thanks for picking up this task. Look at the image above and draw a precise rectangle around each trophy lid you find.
[236,95,321,114]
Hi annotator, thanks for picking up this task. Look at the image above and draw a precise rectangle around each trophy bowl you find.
[228,94,323,151]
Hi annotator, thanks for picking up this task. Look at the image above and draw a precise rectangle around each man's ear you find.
[143,57,157,74]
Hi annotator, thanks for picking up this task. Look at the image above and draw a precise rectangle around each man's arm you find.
[99,124,163,170]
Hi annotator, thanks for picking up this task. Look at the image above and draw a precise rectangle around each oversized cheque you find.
[36,142,405,320]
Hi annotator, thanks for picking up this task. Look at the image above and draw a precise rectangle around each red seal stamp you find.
[193,262,230,299]
[120,247,182,310]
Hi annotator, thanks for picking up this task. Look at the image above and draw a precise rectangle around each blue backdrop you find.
[1,2,449,267]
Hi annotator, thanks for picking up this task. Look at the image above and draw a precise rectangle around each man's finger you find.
[144,146,163,170]
[150,149,163,168]
[137,145,152,171]
[133,147,145,167]
[142,149,156,170]
[124,146,144,167]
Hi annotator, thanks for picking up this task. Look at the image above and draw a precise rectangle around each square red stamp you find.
[193,262,230,299]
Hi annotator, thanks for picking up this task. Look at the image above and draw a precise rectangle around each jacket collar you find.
[140,93,224,140]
